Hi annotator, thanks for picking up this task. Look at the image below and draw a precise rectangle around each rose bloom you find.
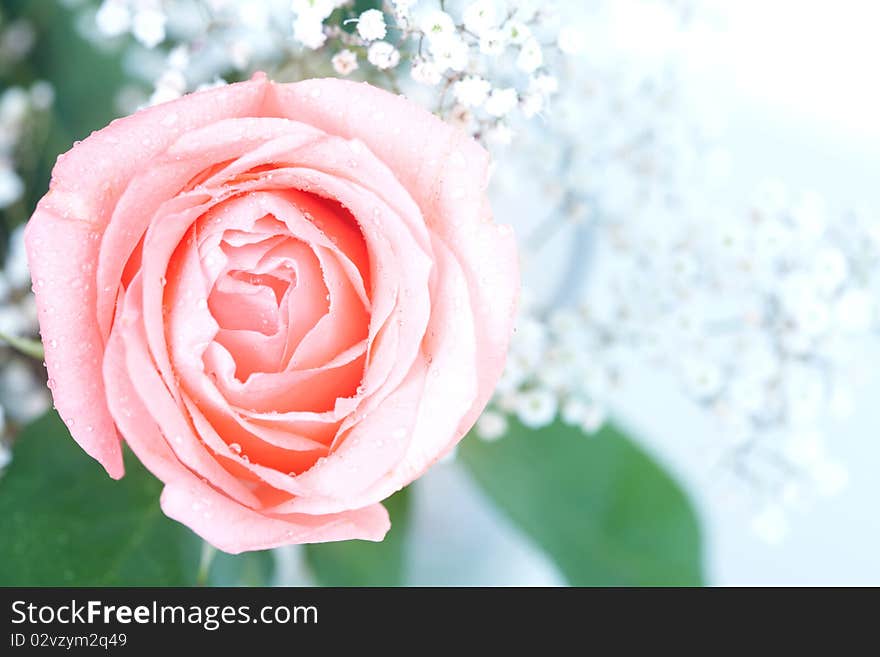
[25,74,517,553]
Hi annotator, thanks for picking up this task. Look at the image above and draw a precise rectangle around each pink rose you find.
[24,74,518,553]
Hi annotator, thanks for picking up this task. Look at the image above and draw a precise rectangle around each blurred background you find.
[1,0,878,586]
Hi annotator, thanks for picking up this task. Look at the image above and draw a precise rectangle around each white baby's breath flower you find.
[484,87,518,118]
[560,397,587,425]
[515,388,558,429]
[410,57,444,86]
[1,87,29,124]
[517,38,543,73]
[367,41,400,70]
[419,10,456,41]
[462,0,498,36]
[579,403,607,434]
[430,34,469,72]
[331,49,358,76]
[229,39,252,70]
[166,45,190,71]
[503,19,531,45]
[563,398,607,434]
[95,0,131,37]
[476,410,508,442]
[293,16,326,49]
[3,225,29,289]
[149,69,186,106]
[131,7,166,48]
[453,76,491,108]
[356,9,387,41]
[0,165,24,208]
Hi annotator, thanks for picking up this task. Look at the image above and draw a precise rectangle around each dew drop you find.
[229,442,242,455]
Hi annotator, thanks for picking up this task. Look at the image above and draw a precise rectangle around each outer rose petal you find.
[24,76,272,478]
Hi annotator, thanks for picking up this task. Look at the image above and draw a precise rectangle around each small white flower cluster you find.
[477,289,612,442]
[394,1,564,141]
[87,1,299,110]
[82,1,566,143]
[0,85,55,200]
[95,0,167,48]
[0,14,54,210]
[0,225,52,463]
[292,0,568,140]
[594,185,874,536]
[481,3,880,539]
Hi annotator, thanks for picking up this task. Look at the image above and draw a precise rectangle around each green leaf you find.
[305,488,411,586]
[460,420,704,586]
[206,549,276,587]
[0,411,202,586]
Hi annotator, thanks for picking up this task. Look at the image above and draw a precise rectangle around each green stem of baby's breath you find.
[0,332,45,360]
